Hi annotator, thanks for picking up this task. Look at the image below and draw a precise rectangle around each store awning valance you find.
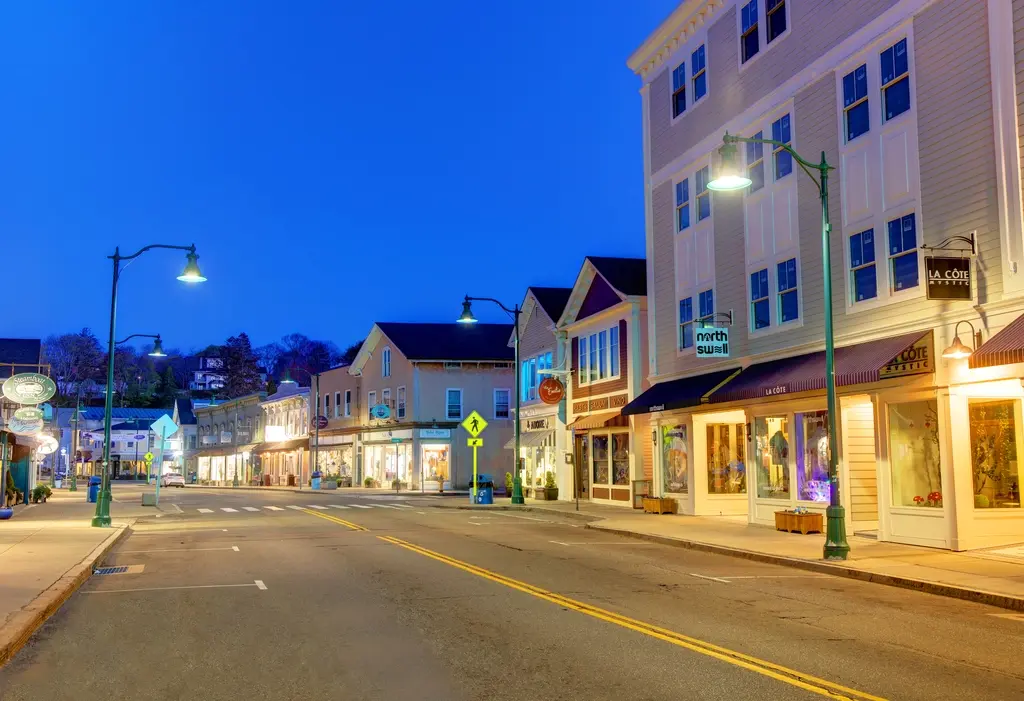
[708,330,933,404]
[970,314,1024,369]
[504,431,554,450]
[253,437,309,454]
[622,368,741,416]
[194,443,258,459]
[570,411,626,430]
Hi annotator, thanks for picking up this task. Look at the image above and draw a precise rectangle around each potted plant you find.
[543,471,558,500]
[643,494,678,514]
[504,472,513,496]
[31,485,52,504]
[339,475,352,488]
[363,476,376,488]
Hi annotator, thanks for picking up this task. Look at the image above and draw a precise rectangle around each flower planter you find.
[642,496,677,514]
[0,507,13,520]
[774,510,823,535]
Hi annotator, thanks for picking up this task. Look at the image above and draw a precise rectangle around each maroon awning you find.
[969,315,1024,369]
[708,330,933,403]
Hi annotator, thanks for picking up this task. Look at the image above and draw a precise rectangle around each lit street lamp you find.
[92,245,205,528]
[707,134,849,561]
[457,295,524,505]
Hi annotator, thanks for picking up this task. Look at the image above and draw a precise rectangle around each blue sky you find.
[2,1,676,351]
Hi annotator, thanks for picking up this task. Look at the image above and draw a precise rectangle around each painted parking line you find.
[328,504,350,509]
[306,505,328,510]
[689,573,732,584]
[197,508,214,513]
[242,507,260,512]
[118,546,239,554]
[350,504,372,509]
[265,506,284,511]
[221,508,239,513]
[82,580,267,595]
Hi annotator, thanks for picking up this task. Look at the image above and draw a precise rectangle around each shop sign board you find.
[461,411,487,438]
[419,428,451,439]
[523,417,550,432]
[2,373,57,405]
[370,404,391,420]
[925,257,971,300]
[36,435,59,455]
[695,327,730,358]
[538,377,565,405]
[313,415,329,429]
[880,333,934,379]
[9,416,43,435]
[13,407,43,422]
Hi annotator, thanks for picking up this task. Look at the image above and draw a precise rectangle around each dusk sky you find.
[3,1,676,352]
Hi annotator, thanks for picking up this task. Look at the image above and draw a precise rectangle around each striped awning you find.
[569,411,626,430]
[970,314,1024,369]
[504,431,554,450]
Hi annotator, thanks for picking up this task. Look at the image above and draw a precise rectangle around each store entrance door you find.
[574,434,589,498]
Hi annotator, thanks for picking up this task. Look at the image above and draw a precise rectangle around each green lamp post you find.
[707,134,849,561]
[457,295,524,505]
[92,246,205,528]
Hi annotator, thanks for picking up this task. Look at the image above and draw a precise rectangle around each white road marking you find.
[350,504,372,509]
[469,521,483,526]
[242,507,260,512]
[549,540,658,546]
[131,528,228,534]
[221,507,239,513]
[328,504,350,509]
[720,575,828,580]
[83,582,264,594]
[197,508,214,513]
[306,505,328,510]
[689,573,731,584]
[286,505,304,510]
[170,503,184,514]
[265,506,284,511]
[370,504,396,509]
[393,504,413,508]
[232,546,240,552]
[492,513,551,522]
[416,511,427,514]
[254,579,267,590]
[118,547,238,554]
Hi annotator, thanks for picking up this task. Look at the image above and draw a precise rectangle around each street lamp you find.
[92,245,205,528]
[457,295,524,505]
[708,133,849,561]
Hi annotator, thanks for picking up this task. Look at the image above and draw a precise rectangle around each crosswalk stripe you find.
[265,506,284,511]
[306,505,327,510]
[328,504,350,509]
[197,508,214,513]
[370,504,396,509]
[242,507,260,512]
[350,504,372,509]
[221,507,239,513]
[393,504,413,508]
[286,505,304,510]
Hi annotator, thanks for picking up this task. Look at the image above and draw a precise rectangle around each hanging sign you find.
[370,404,391,420]
[36,435,58,455]
[13,407,43,422]
[9,416,44,435]
[696,327,730,358]
[312,415,329,429]
[925,257,971,300]
[2,373,57,404]
[538,377,565,405]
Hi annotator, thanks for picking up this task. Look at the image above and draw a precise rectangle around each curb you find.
[419,502,603,523]
[587,524,1024,613]
[0,524,131,668]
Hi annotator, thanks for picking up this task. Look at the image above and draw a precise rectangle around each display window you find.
[592,435,610,484]
[364,443,411,486]
[795,411,830,502]
[422,444,450,482]
[612,434,630,486]
[706,423,746,494]
[888,400,942,507]
[754,416,790,499]
[661,424,688,494]
[969,399,1022,509]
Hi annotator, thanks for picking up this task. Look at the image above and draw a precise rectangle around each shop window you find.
[612,433,630,486]
[671,62,686,118]
[422,444,450,484]
[661,424,689,493]
[592,435,610,485]
[754,416,790,499]
[750,268,770,330]
[747,134,765,193]
[771,114,792,180]
[850,229,877,302]
[706,423,747,494]
[887,213,919,292]
[880,38,910,122]
[679,297,694,349]
[795,411,830,502]
[676,179,690,232]
[494,389,511,419]
[969,399,1022,509]
[691,45,707,103]
[842,64,869,142]
[888,400,942,508]
[776,257,798,322]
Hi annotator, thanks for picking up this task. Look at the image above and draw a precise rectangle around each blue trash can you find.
[311,470,322,491]
[470,473,494,505]
[87,476,102,503]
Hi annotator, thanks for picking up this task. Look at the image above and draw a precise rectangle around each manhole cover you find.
[93,565,145,575]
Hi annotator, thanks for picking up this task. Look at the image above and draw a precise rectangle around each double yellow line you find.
[300,508,368,531]
[378,536,886,701]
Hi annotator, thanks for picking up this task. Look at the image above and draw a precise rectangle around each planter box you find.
[642,496,677,514]
[774,511,823,535]
[533,488,559,501]
[322,480,338,490]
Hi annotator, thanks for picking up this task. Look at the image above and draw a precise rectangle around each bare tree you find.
[41,329,103,403]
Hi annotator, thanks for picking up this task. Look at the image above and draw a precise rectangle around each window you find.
[334,392,341,418]
[691,45,707,102]
[382,388,391,409]
[750,268,770,329]
[127,441,134,448]
[675,179,690,231]
[969,399,1022,509]
[880,38,910,122]
[679,297,694,349]
[842,64,869,142]
[580,326,622,383]
[741,0,759,63]
[766,0,786,43]
[529,358,538,398]
[776,258,798,322]
[397,386,406,419]
[695,165,711,221]
[612,434,630,485]
[444,361,462,370]
[887,213,919,291]
[889,400,942,508]
[754,416,789,498]
[771,114,792,180]
[446,389,463,420]
[850,229,877,301]
[671,62,686,118]
[609,327,619,377]
[579,337,589,384]
[592,435,609,484]
[796,411,830,502]
[324,393,331,417]
[698,289,714,325]
[367,391,376,412]
[598,330,608,379]
[661,424,689,493]
[344,390,352,417]
[381,348,391,377]
[589,333,599,379]
[494,389,511,419]
[747,133,765,193]
[706,423,747,494]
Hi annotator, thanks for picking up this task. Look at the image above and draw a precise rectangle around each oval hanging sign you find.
[538,377,565,405]
[370,404,391,420]
[36,435,59,455]
[14,406,44,422]
[9,416,44,436]
[2,373,57,405]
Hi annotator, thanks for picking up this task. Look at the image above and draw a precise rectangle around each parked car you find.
[160,473,185,488]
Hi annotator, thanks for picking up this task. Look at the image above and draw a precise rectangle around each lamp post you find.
[707,134,849,560]
[457,295,524,505]
[92,245,205,528]
[69,401,86,492]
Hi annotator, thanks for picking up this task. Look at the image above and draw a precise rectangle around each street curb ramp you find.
[0,524,131,668]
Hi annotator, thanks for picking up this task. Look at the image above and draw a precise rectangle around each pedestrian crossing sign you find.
[467,437,483,447]
[461,411,487,437]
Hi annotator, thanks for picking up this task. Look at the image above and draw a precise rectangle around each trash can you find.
[311,470,322,491]
[470,473,494,505]
[87,476,102,503]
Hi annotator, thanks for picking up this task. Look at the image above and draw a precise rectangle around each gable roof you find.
[264,384,309,403]
[111,419,157,431]
[529,287,573,322]
[376,323,515,362]
[174,398,197,425]
[586,257,647,297]
[82,407,167,422]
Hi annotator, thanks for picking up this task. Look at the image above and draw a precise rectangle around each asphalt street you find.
[2,486,1024,700]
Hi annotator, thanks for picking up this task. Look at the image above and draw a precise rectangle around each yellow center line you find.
[377,535,886,701]
[300,508,368,531]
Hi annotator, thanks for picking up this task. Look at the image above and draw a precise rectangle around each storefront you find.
[571,412,633,505]
[253,437,308,486]
[314,434,356,485]
[505,414,559,495]
[361,429,413,488]
[420,428,452,491]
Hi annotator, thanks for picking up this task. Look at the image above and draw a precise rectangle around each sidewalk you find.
[0,490,135,667]
[184,484,470,496]
[419,497,1024,611]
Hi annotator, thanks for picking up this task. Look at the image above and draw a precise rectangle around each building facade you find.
[188,354,226,391]
[195,392,265,484]
[309,364,361,485]
[255,385,309,486]
[626,0,1024,550]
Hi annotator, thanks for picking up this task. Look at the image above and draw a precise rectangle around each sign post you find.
[149,414,178,506]
[461,411,488,502]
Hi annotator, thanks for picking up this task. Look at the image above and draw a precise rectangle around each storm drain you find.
[93,565,145,575]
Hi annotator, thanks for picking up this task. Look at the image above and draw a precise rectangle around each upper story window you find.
[695,166,711,221]
[672,63,687,118]
[382,388,391,409]
[334,392,341,418]
[344,390,352,417]
[766,0,787,43]
[675,179,690,231]
[579,336,589,383]
[494,389,511,419]
[324,393,331,417]
[691,45,707,102]
[888,213,919,292]
[881,38,910,122]
[842,64,869,142]
[698,289,714,324]
[771,114,792,180]
[521,352,552,402]
[850,229,878,302]
[740,0,788,66]
[747,135,764,193]
[776,258,799,322]
[579,326,621,385]
[679,298,695,349]
[381,348,391,377]
[446,389,463,420]
[397,386,406,419]
[367,390,377,411]
[741,0,759,63]
[750,269,770,330]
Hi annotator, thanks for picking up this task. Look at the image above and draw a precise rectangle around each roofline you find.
[627,0,724,78]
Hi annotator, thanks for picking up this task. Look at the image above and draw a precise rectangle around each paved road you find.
[2,487,1024,700]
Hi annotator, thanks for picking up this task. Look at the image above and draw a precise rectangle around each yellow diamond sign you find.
[461,410,488,438]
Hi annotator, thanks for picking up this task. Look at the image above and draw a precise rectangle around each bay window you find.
[578,326,621,385]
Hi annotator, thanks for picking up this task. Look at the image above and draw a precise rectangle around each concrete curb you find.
[587,524,1024,613]
[0,524,131,668]
[418,502,603,523]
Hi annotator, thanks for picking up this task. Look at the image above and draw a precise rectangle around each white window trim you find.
[367,391,377,412]
[344,390,352,417]
[667,30,710,126]
[397,386,407,419]
[334,392,341,418]
[446,388,463,421]
[673,153,716,357]
[578,325,623,386]
[736,0,792,73]
[493,388,511,420]
[382,388,392,409]
[834,24,924,315]
[381,347,391,378]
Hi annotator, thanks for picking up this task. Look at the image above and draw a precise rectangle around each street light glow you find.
[457,297,478,324]
[941,335,973,359]
[706,140,752,191]
[148,335,166,357]
[177,251,207,283]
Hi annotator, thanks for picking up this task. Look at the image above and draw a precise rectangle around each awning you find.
[709,330,933,404]
[194,443,258,459]
[970,314,1024,369]
[504,431,554,449]
[570,411,625,430]
[622,368,741,416]
[253,437,309,454]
